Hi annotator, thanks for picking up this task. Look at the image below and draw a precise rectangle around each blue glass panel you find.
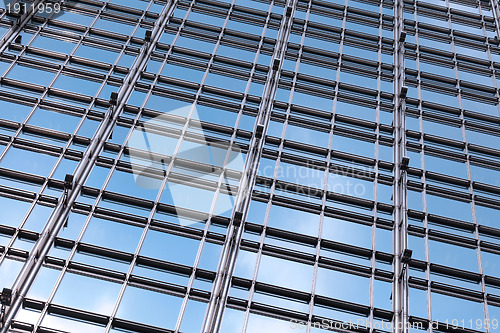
[237,0,270,10]
[275,161,324,189]
[93,17,135,35]
[198,241,222,271]
[378,143,393,163]
[322,217,372,248]
[85,165,111,189]
[41,313,106,332]
[0,147,57,176]
[219,308,245,333]
[106,169,159,201]
[205,72,248,92]
[28,108,81,133]
[73,251,129,272]
[424,153,467,178]
[488,304,500,329]
[470,164,500,187]
[108,0,149,10]
[140,230,199,265]
[237,112,255,131]
[7,64,56,86]
[482,250,499,277]
[77,116,100,138]
[409,286,428,318]
[81,217,143,253]
[22,204,53,232]
[461,98,499,117]
[316,267,370,304]
[246,199,268,223]
[374,279,392,310]
[432,292,485,330]
[466,128,500,149]
[226,20,263,36]
[343,45,378,61]
[429,239,477,271]
[309,12,342,26]
[304,36,341,53]
[57,212,88,240]
[475,205,499,229]
[31,35,76,54]
[345,21,379,35]
[52,158,78,181]
[340,71,378,90]
[455,45,487,59]
[216,45,257,62]
[376,227,392,253]
[267,120,284,137]
[53,74,102,96]
[180,300,207,332]
[267,204,319,236]
[162,63,206,83]
[285,124,329,147]
[116,286,183,328]
[57,11,95,26]
[418,38,452,52]
[132,265,189,286]
[298,62,336,79]
[407,231,425,258]
[327,172,373,200]
[0,195,31,228]
[427,194,472,221]
[377,182,392,203]
[332,134,374,158]
[233,249,257,279]
[52,272,121,314]
[74,44,120,64]
[458,71,493,86]
[145,95,190,114]
[423,119,463,141]
[258,254,313,292]
[0,259,24,288]
[420,89,458,107]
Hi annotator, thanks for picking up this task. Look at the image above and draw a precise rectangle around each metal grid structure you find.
[0,0,498,333]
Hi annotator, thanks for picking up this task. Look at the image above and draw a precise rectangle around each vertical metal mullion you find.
[95,4,238,331]
[0,1,132,271]
[26,1,180,329]
[86,2,192,330]
[197,4,278,333]
[369,1,386,330]
[476,3,500,331]
[296,1,330,332]
[303,0,349,330]
[0,1,177,331]
[393,0,408,331]
[3,2,143,325]
[409,4,433,331]
[201,1,298,332]
[239,4,309,332]
[168,1,243,331]
[0,0,110,310]
[0,7,73,254]
[236,8,300,324]
[453,1,493,332]
[489,0,500,40]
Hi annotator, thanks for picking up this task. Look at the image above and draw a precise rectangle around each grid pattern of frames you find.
[0,0,498,332]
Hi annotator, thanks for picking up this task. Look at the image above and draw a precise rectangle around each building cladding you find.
[0,0,499,332]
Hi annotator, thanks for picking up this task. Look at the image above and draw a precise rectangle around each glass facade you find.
[0,0,498,333]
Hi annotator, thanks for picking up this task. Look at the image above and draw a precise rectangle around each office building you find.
[0,0,499,332]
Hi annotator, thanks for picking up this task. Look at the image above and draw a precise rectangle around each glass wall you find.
[0,0,498,332]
